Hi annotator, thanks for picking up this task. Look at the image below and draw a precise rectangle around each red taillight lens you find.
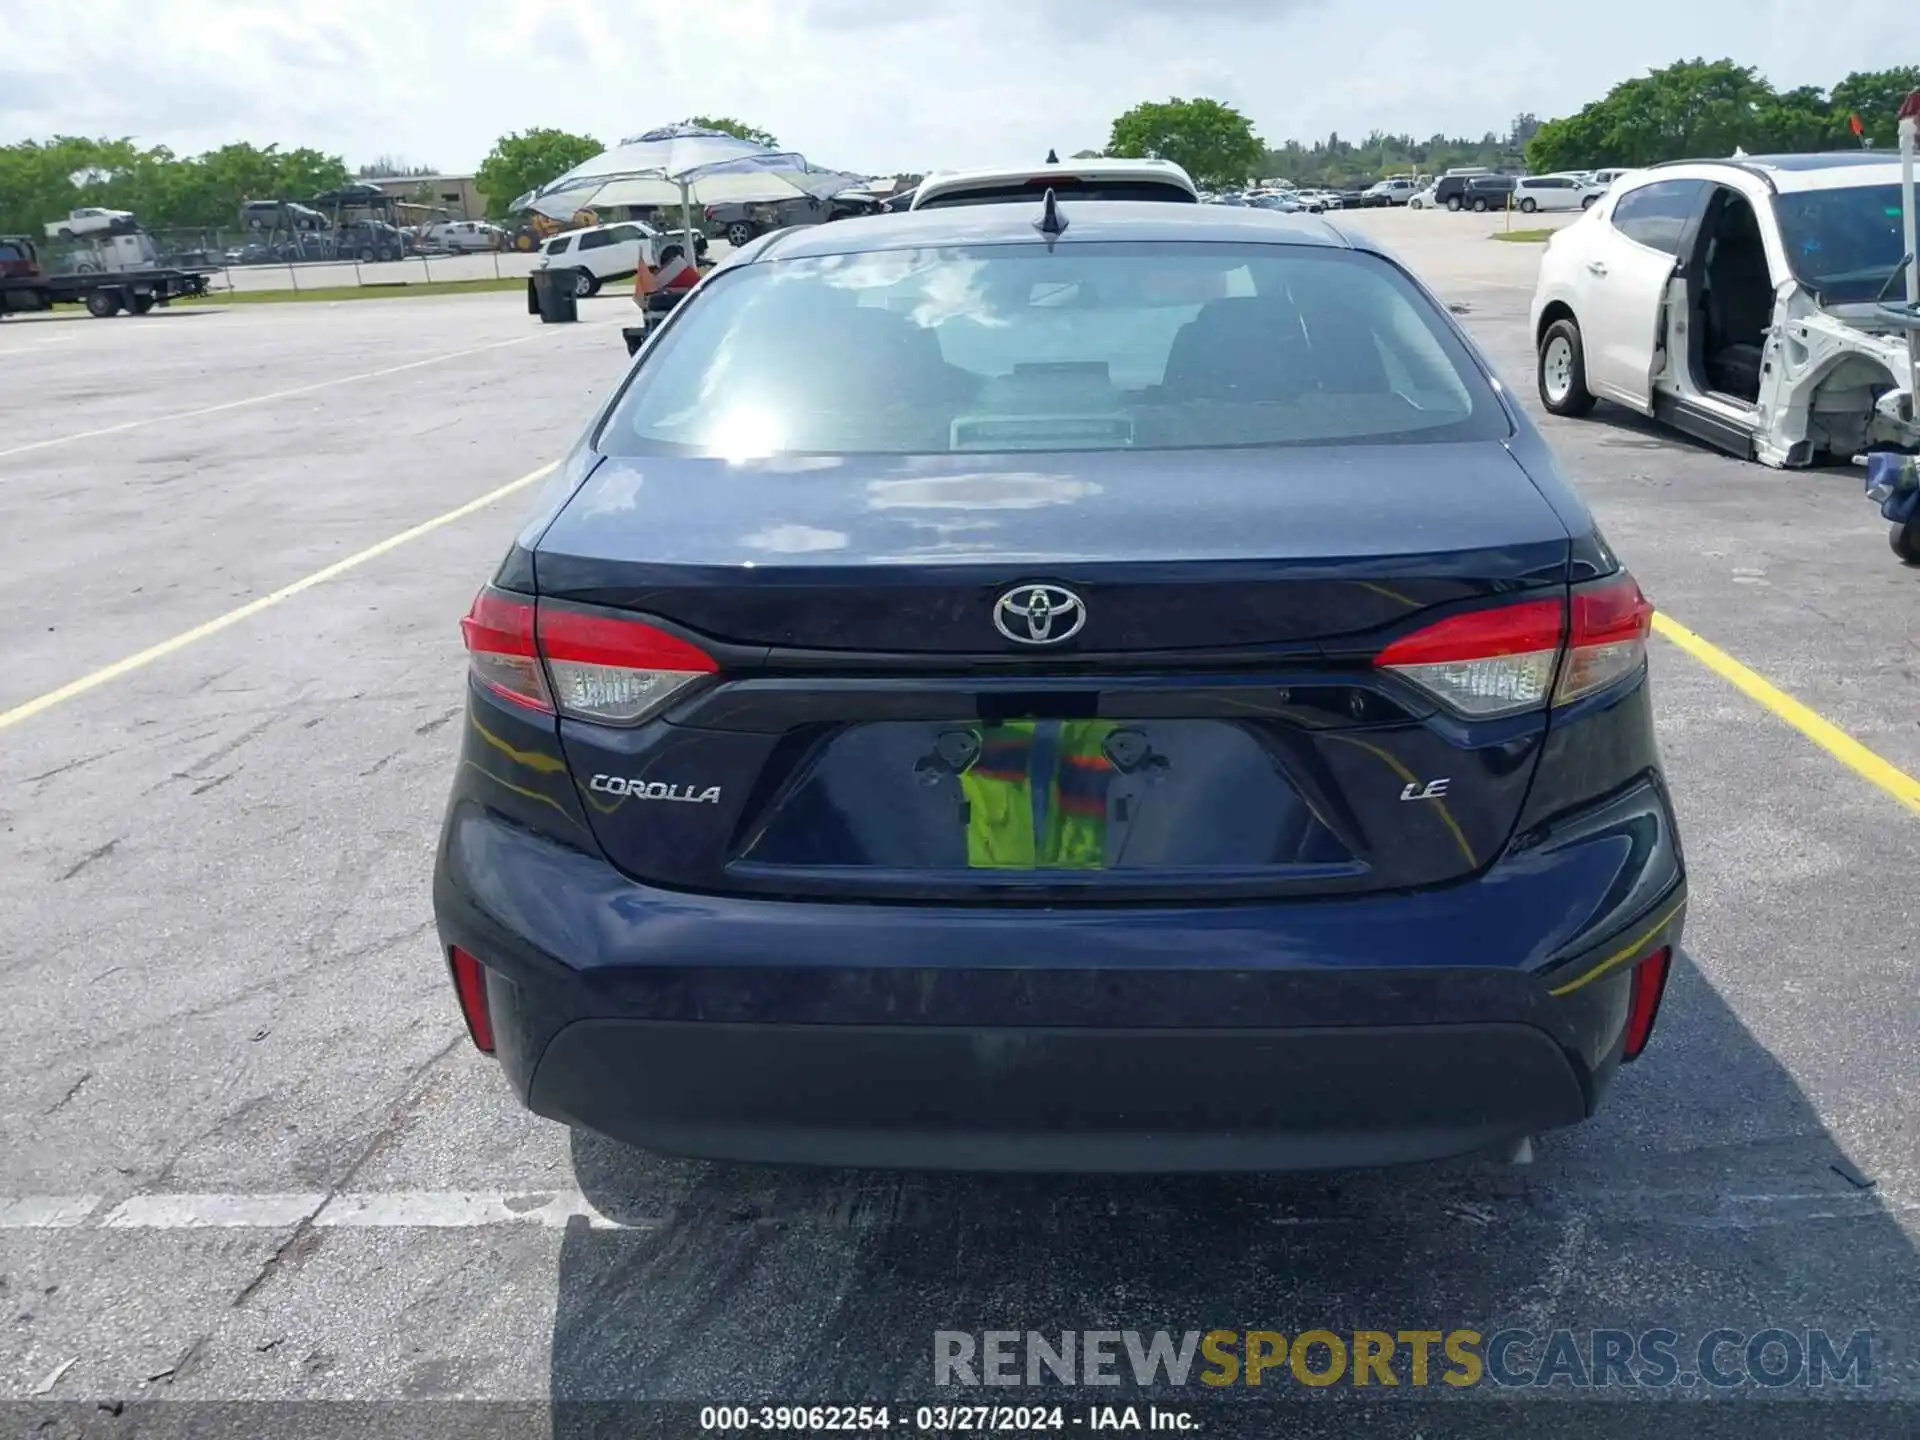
[1556,574,1654,705]
[1375,572,1655,718]
[1375,598,1565,717]
[1621,946,1671,1061]
[448,946,495,1053]
[536,604,718,725]
[460,588,552,713]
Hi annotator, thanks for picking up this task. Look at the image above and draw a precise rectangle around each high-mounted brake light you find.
[536,605,718,725]
[1621,945,1671,1061]
[1556,574,1655,705]
[1374,598,1565,717]
[1374,572,1655,719]
[460,589,552,713]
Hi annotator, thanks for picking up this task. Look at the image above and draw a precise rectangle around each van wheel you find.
[1893,520,1920,565]
[1446,196,1462,212]
[574,269,600,298]
[1519,197,1538,213]
[1471,197,1489,213]
[1538,318,1597,417]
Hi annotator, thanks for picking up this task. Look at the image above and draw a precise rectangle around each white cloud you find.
[2,0,1910,177]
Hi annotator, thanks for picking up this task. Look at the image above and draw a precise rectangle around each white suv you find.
[1530,152,1920,468]
[537,221,699,297]
[910,158,1198,210]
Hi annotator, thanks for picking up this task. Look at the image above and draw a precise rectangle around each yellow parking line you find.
[0,462,556,734]
[1652,613,1920,816]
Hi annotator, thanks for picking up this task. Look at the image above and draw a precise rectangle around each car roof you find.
[1647,151,1908,193]
[745,200,1354,262]
[911,158,1199,209]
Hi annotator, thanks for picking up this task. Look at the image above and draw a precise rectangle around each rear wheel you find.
[85,290,122,318]
[574,268,600,298]
[1893,520,1920,565]
[1519,197,1538,214]
[725,221,754,248]
[1538,318,1597,417]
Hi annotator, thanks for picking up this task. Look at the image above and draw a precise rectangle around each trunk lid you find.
[535,441,1573,902]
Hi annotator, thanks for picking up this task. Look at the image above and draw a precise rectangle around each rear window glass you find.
[600,241,1508,457]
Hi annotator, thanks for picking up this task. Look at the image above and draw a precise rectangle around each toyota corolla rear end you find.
[431,207,1686,1171]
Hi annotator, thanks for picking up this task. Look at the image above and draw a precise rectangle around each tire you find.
[725,221,754,248]
[1581,195,1598,210]
[1538,317,1597,417]
[573,268,600,298]
[1893,520,1920,566]
[85,290,122,318]
[658,243,684,267]
[1471,197,1489,213]
[357,246,375,263]
[1519,198,1538,214]
[1446,196,1462,212]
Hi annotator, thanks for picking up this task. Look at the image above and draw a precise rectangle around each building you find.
[365,174,488,221]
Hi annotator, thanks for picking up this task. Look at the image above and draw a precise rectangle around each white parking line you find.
[0,1190,639,1231]
[99,1193,325,1229]
[0,1196,100,1228]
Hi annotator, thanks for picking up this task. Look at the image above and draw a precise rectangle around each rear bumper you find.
[433,775,1685,1171]
[527,1018,1588,1171]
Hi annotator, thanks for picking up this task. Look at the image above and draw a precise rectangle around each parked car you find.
[427,220,507,253]
[436,194,1685,1173]
[536,220,700,298]
[1464,175,1518,212]
[1511,175,1590,213]
[1406,185,1438,210]
[1531,152,1920,470]
[337,220,409,263]
[1430,171,1495,211]
[239,200,329,234]
[704,196,832,249]
[1363,178,1421,206]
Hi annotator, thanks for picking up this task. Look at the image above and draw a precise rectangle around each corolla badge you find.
[993,584,1087,645]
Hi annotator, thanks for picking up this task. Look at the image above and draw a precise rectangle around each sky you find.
[2,0,1910,177]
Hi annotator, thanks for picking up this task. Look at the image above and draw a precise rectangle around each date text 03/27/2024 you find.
[698,1404,1192,1432]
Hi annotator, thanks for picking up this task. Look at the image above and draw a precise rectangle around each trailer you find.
[0,234,211,318]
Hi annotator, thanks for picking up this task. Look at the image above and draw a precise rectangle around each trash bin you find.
[529,267,578,324]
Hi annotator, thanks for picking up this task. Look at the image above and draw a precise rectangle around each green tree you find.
[686,116,780,148]
[1107,97,1264,188]
[475,128,602,219]
[1828,67,1920,148]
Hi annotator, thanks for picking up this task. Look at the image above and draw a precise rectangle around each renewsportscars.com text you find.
[933,1328,1874,1391]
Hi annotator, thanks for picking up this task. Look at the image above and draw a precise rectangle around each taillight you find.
[1556,573,1654,705]
[460,589,552,713]
[1374,598,1564,717]
[536,604,718,725]
[1621,946,1671,1061]
[1374,571,1654,718]
[448,946,495,1053]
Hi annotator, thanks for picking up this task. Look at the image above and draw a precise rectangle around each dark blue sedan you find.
[432,199,1686,1171]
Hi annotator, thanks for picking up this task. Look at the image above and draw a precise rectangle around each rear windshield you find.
[1773,182,1916,304]
[917,180,1197,209]
[600,242,1508,457]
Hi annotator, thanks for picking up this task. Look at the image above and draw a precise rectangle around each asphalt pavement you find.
[0,210,1915,1439]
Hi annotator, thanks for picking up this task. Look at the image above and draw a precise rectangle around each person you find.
[959,720,1118,870]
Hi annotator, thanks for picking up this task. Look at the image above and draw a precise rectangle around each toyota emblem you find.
[993,584,1086,645]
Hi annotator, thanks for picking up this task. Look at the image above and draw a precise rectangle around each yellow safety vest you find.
[959,720,1117,870]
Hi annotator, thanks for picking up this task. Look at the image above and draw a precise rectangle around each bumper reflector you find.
[1622,946,1672,1061]
[449,946,495,1053]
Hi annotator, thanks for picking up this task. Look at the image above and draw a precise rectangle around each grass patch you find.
[178,277,526,306]
[1492,228,1556,243]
